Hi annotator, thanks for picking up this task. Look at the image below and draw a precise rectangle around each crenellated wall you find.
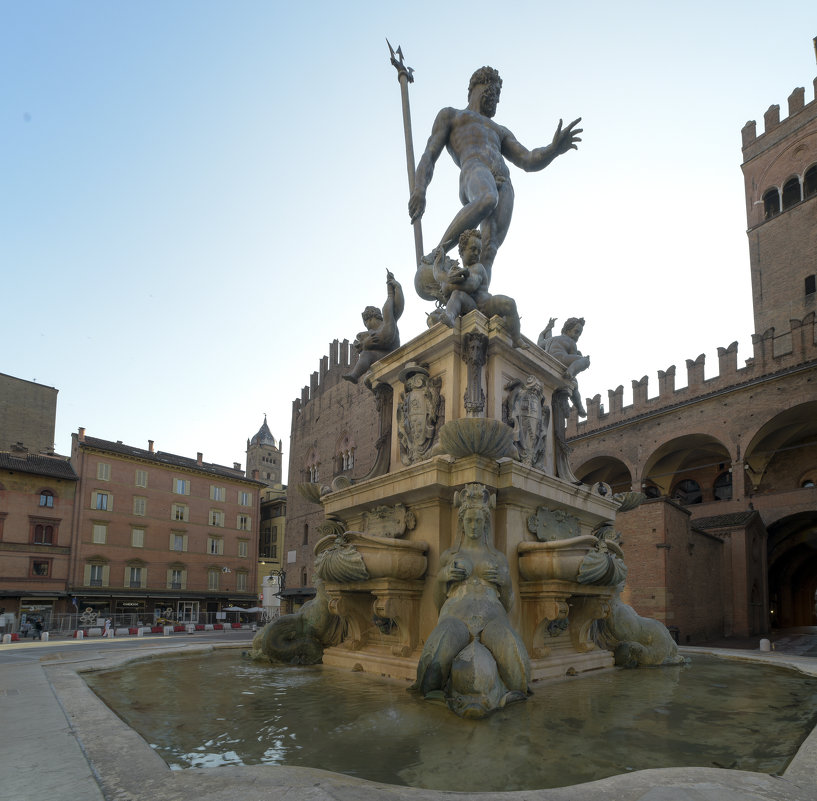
[567,315,817,438]
[291,338,354,426]
[285,340,380,606]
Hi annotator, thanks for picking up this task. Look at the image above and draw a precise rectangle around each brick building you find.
[566,73,817,639]
[69,429,263,623]
[246,416,287,605]
[0,451,78,629]
[0,373,58,455]
[283,340,380,610]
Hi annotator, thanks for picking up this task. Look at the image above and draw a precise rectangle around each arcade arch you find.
[743,401,817,494]
[767,511,817,627]
[641,433,733,505]
[574,456,633,494]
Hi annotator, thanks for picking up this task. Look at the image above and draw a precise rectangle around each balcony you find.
[89,579,102,587]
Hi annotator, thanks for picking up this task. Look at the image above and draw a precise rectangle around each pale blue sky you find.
[2,2,814,480]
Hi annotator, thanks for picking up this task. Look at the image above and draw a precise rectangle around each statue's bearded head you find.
[468,66,502,118]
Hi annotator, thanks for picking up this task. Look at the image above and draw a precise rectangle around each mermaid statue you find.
[412,483,530,718]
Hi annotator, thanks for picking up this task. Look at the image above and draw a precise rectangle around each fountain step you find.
[530,649,613,682]
[322,644,419,681]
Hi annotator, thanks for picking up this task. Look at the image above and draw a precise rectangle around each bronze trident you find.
[387,39,424,267]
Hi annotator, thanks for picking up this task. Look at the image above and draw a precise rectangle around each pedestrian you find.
[104,617,112,637]
[32,619,43,640]
[21,620,31,638]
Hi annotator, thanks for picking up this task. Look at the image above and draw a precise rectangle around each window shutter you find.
[83,564,92,586]
[102,565,110,586]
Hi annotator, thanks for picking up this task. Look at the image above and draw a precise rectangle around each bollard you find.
[137,627,144,637]
[186,624,195,635]
[2,634,10,644]
[163,625,172,636]
[75,630,84,639]
[42,632,49,642]
[759,638,771,652]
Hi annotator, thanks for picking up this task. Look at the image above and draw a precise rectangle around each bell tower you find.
[740,68,817,342]
[246,415,282,486]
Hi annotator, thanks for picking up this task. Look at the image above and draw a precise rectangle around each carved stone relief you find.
[396,362,443,465]
[527,506,581,542]
[362,503,417,538]
[503,376,549,469]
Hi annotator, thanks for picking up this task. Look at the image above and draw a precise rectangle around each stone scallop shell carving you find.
[434,418,514,460]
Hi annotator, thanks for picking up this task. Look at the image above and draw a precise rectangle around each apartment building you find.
[69,429,263,623]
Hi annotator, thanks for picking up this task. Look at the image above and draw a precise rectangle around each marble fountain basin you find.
[517,534,625,584]
[315,531,428,582]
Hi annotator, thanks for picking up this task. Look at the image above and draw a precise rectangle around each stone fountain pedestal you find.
[316,310,622,683]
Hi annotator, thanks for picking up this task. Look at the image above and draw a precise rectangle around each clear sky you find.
[2,2,815,482]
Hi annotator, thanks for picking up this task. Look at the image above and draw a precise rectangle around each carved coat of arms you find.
[503,376,549,470]
[397,363,443,465]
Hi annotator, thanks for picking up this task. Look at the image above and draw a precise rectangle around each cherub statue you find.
[343,271,404,384]
[538,316,589,417]
[429,228,526,348]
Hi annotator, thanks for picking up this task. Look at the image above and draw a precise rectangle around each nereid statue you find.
[409,66,581,288]
[343,271,405,384]
[412,483,530,718]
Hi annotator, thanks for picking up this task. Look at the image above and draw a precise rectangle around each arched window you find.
[804,165,817,199]
[39,490,54,508]
[805,275,816,296]
[302,523,309,545]
[643,485,661,499]
[802,478,815,488]
[763,188,780,219]
[301,567,308,586]
[305,448,319,483]
[782,177,801,210]
[335,434,355,473]
[713,471,732,501]
[672,479,702,505]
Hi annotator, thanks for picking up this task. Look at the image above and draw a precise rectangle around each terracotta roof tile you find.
[0,451,78,480]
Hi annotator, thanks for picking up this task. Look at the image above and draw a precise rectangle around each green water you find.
[85,651,817,791]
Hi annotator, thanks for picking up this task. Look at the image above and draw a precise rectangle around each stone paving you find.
[1,629,816,801]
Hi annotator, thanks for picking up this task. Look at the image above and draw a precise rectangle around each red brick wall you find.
[285,345,380,595]
[617,499,725,642]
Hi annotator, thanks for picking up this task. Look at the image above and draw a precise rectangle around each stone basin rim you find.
[59,641,817,801]
[314,531,429,554]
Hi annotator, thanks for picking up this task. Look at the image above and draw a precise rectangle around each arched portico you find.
[767,511,817,628]
[641,433,733,504]
[574,456,633,494]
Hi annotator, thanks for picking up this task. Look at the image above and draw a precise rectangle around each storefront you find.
[19,599,54,628]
